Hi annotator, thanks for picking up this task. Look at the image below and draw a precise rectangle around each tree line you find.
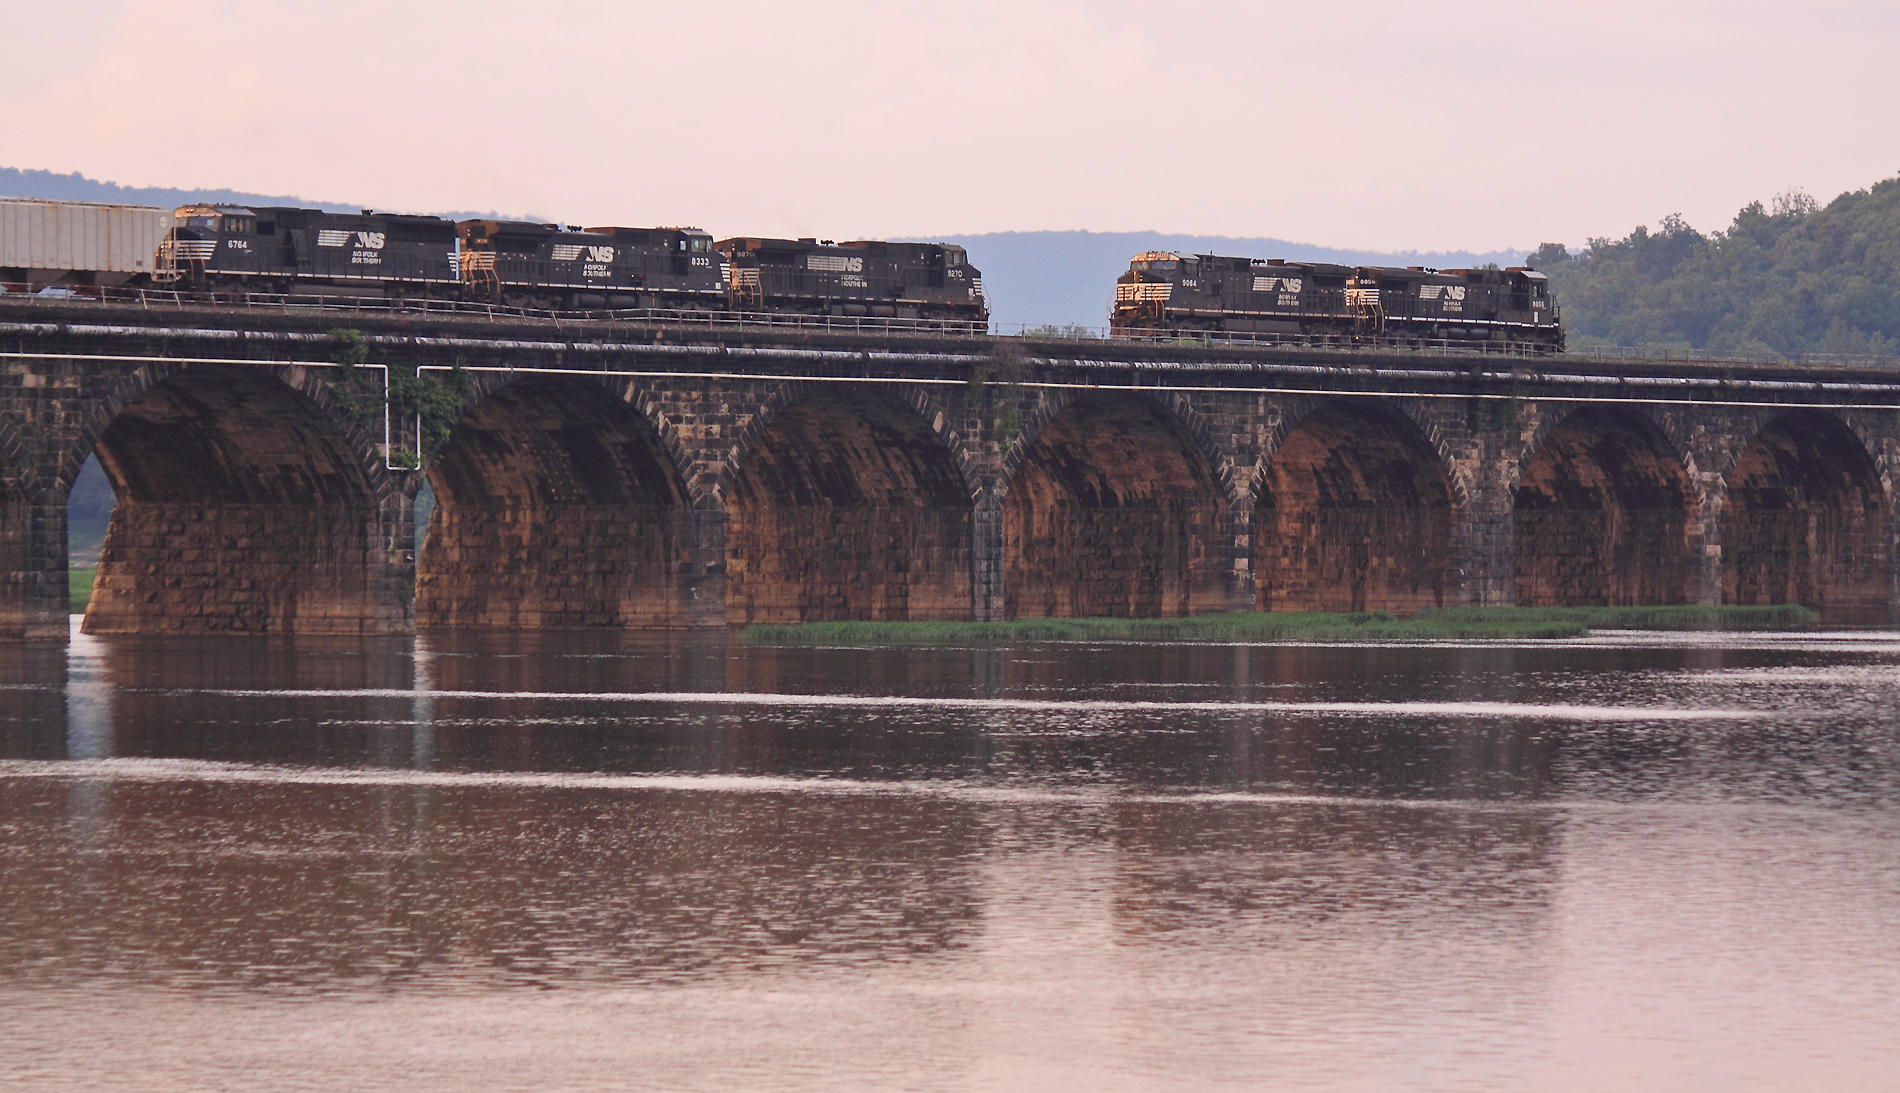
[1527,176,1900,358]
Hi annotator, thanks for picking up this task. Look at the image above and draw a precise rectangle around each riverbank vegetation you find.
[740,604,1820,645]
[69,567,95,613]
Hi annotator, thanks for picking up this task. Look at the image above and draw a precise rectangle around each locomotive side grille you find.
[1116,282,1172,303]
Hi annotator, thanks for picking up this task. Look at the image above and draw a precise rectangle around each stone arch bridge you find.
[2,300,1897,639]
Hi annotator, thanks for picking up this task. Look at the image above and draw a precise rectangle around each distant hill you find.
[4,166,1528,331]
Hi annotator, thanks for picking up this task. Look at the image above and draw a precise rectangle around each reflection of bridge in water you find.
[2,297,1897,638]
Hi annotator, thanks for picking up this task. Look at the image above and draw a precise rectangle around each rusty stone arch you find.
[1249,393,1473,512]
[432,369,699,506]
[417,368,697,629]
[1510,400,1706,507]
[1510,403,1704,606]
[1716,406,1892,621]
[997,386,1235,619]
[718,379,981,624]
[714,379,981,510]
[997,387,1240,509]
[71,362,409,635]
[1707,406,1895,504]
[57,361,400,502]
[1248,394,1463,614]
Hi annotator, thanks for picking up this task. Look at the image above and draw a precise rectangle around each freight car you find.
[457,220,726,308]
[0,198,171,292]
[718,237,986,322]
[1111,252,1563,352]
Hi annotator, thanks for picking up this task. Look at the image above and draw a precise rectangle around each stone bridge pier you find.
[2,311,1897,638]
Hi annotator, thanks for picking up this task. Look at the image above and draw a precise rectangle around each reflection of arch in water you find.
[1513,407,1699,606]
[722,384,976,624]
[1000,391,1231,619]
[77,366,398,635]
[1253,400,1456,614]
[419,374,693,629]
[1721,411,1890,622]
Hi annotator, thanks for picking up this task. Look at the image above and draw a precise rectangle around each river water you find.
[2,621,1898,1090]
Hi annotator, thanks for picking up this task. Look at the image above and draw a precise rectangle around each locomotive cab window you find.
[182,215,222,232]
[944,247,966,267]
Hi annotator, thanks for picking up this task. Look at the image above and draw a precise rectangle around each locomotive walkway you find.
[2,295,1897,639]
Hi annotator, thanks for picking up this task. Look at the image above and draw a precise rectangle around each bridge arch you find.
[1513,406,1700,605]
[1000,390,1233,618]
[1720,409,1890,622]
[1252,398,1458,613]
[76,364,403,634]
[419,372,694,628]
[721,382,976,624]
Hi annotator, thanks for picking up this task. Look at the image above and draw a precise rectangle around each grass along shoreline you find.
[741,604,1822,645]
[59,566,1823,640]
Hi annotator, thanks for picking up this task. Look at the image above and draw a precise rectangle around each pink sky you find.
[6,1,1896,251]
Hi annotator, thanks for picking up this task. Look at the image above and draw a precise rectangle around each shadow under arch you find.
[1722,410,1889,623]
[1002,391,1229,619]
[1254,400,1455,613]
[418,373,692,629]
[724,384,974,624]
[1514,406,1699,606]
[83,365,398,634]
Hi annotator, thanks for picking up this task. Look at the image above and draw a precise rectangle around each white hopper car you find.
[0,198,171,291]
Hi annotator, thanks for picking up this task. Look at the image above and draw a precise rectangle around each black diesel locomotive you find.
[155,204,987,322]
[720,237,984,320]
[458,220,725,308]
[1112,252,1563,352]
[161,204,460,292]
